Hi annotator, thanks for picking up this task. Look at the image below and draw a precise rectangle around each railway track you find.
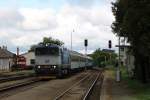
[82,73,101,100]
[54,70,103,100]
[0,78,40,92]
[53,73,91,100]
[83,72,104,100]
[0,74,35,83]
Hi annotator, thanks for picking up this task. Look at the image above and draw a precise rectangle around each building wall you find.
[120,47,128,66]
[22,52,35,66]
[117,45,135,77]
[126,53,135,77]
[0,58,13,71]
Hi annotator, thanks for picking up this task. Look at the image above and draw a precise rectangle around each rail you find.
[53,74,90,100]
[0,74,35,83]
[0,78,40,92]
[82,72,103,100]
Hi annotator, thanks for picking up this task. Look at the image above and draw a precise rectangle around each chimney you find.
[2,45,5,49]
[17,47,19,56]
[2,45,7,50]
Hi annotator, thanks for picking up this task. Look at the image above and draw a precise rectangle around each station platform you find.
[100,69,136,100]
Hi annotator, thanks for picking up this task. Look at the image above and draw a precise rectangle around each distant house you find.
[102,49,115,53]
[22,51,35,68]
[0,47,15,71]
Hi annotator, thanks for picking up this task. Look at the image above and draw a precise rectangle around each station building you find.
[0,46,15,72]
[116,45,135,77]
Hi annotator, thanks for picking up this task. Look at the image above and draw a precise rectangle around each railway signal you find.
[84,39,88,70]
[108,40,112,49]
[84,39,88,47]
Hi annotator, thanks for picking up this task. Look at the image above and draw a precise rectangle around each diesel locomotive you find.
[34,44,93,78]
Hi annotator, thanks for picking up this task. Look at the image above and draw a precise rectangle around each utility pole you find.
[84,39,88,70]
[116,36,121,82]
[108,40,112,63]
[71,31,72,51]
[71,29,74,51]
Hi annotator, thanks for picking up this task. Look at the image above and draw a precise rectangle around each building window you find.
[120,47,124,52]
[30,59,35,64]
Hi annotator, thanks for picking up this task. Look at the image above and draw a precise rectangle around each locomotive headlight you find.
[53,66,56,69]
[38,66,41,68]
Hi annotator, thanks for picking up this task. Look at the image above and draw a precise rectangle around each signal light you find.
[109,40,112,49]
[85,39,88,47]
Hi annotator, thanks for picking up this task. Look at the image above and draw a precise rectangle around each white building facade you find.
[0,47,14,72]
[116,45,135,77]
[22,51,35,67]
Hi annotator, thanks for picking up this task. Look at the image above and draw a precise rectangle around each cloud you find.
[66,0,96,7]
[0,9,23,28]
[0,0,117,53]
[53,4,117,51]
[19,8,58,31]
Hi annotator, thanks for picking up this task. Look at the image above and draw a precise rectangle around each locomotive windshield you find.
[35,47,59,55]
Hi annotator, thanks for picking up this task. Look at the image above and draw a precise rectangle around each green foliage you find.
[120,67,150,100]
[112,0,150,52]
[112,0,150,83]
[40,37,64,46]
[128,79,150,100]
[28,45,37,52]
[29,37,64,51]
[91,48,117,67]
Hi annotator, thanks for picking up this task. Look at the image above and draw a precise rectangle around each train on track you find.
[34,44,93,78]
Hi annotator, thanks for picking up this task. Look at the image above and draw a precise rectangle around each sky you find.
[0,0,117,54]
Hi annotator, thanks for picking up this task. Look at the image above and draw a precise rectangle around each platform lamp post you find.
[71,29,75,51]
[116,36,121,82]
[84,39,88,70]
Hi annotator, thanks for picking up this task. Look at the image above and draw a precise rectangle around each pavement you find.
[100,69,137,100]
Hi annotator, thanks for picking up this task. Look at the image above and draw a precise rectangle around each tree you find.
[29,37,64,52]
[40,37,64,46]
[28,45,37,52]
[91,48,117,67]
[112,0,150,83]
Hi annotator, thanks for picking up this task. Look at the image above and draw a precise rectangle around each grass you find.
[119,66,150,100]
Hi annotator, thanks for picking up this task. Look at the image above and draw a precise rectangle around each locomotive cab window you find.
[35,47,60,55]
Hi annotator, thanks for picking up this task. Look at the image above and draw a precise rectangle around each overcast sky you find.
[0,0,117,54]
